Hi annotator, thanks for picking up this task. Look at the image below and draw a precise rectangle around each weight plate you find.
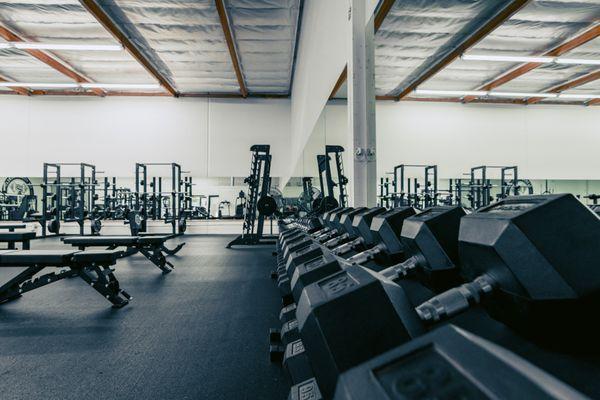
[257,196,277,216]
[319,196,339,212]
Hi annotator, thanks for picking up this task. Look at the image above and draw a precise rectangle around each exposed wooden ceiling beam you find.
[0,24,105,96]
[465,24,600,102]
[329,0,396,99]
[527,70,600,104]
[215,0,248,98]
[391,0,530,100]
[329,66,347,99]
[79,0,178,97]
[588,98,600,106]
[0,74,30,96]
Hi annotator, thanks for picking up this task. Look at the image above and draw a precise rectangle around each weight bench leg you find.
[0,266,44,303]
[77,265,131,308]
[160,242,186,256]
[139,247,174,274]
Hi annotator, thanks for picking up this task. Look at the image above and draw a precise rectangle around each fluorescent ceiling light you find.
[81,83,161,90]
[489,92,558,98]
[462,54,600,66]
[462,54,554,63]
[0,42,122,51]
[412,89,576,99]
[0,82,161,90]
[488,92,558,98]
[0,82,79,89]
[558,93,600,99]
[556,58,600,66]
[414,89,488,97]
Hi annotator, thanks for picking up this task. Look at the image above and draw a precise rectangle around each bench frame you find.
[0,253,130,307]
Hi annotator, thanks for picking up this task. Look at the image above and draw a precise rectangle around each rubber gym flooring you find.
[0,234,288,400]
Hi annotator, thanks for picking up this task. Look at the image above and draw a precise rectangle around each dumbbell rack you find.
[227,145,276,248]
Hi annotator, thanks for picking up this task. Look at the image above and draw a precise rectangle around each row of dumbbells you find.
[269,194,600,400]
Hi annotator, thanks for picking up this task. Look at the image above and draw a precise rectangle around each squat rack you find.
[135,163,186,235]
[40,162,98,237]
[390,164,438,209]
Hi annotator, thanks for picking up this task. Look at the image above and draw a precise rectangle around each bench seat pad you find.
[0,224,26,230]
[71,250,122,265]
[137,236,170,245]
[0,250,76,266]
[0,232,36,241]
[63,236,139,246]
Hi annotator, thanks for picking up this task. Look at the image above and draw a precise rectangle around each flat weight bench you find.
[0,224,27,232]
[62,235,185,274]
[0,231,36,250]
[0,249,130,308]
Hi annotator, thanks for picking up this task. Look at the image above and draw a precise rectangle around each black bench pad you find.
[0,250,76,266]
[63,236,139,246]
[0,232,36,241]
[137,236,171,245]
[71,250,122,264]
[0,224,26,230]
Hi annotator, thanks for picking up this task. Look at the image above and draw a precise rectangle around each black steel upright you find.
[227,145,276,248]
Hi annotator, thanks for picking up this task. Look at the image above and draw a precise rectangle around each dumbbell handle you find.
[379,255,422,281]
[332,236,364,256]
[415,275,495,323]
[315,229,339,242]
[347,243,385,264]
[324,232,350,248]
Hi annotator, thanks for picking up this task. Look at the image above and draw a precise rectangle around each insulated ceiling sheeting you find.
[0,0,157,86]
[104,0,240,93]
[398,0,600,101]
[226,0,300,94]
[375,0,523,97]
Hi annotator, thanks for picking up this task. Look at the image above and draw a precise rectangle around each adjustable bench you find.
[0,231,36,250]
[62,235,185,274]
[0,249,130,308]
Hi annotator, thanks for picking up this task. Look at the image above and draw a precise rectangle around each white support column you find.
[347,0,377,207]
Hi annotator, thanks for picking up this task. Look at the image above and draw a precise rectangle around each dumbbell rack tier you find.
[227,144,275,248]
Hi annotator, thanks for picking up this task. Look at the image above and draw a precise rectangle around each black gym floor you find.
[0,235,288,400]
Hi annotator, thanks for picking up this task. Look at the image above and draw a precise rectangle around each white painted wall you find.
[297,101,600,194]
[286,0,378,186]
[0,96,290,178]
[376,101,600,180]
